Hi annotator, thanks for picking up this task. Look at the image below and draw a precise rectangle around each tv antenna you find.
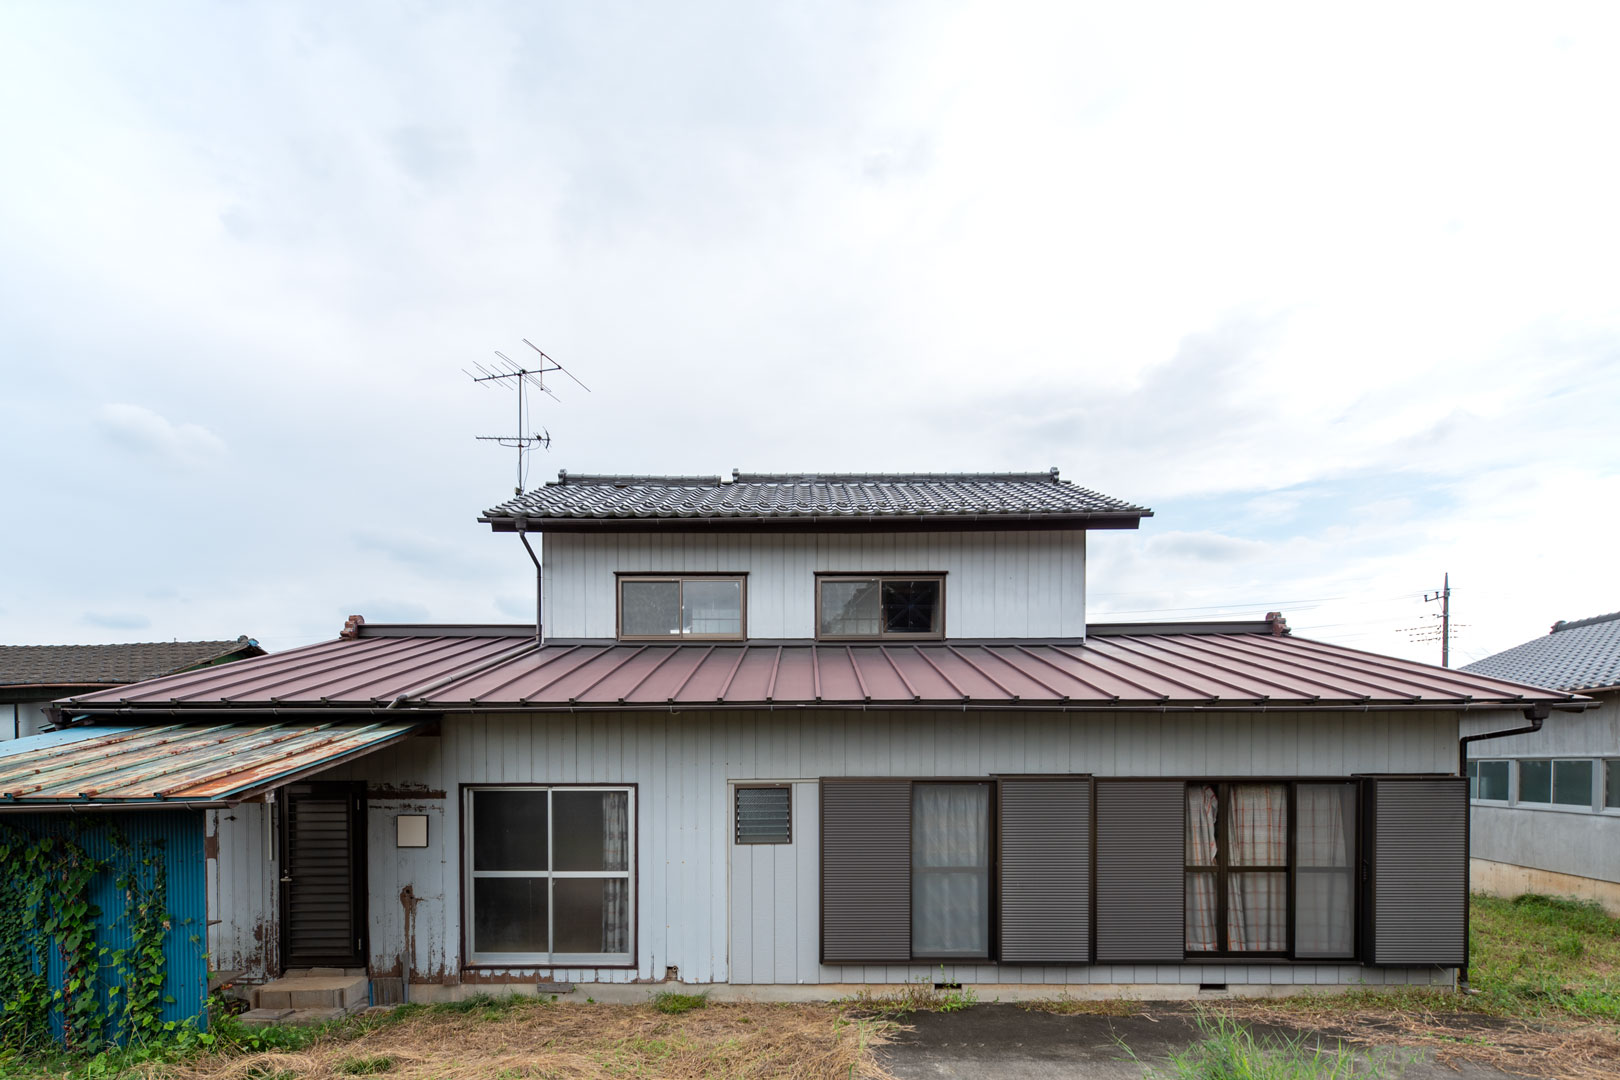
[465,339,590,495]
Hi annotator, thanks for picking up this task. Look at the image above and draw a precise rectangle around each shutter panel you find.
[1095,780,1185,962]
[999,778,1091,963]
[821,779,911,963]
[283,785,365,967]
[1364,777,1467,966]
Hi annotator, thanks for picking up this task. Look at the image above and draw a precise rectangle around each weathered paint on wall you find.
[227,707,1467,990]
[207,803,279,982]
[541,530,1087,639]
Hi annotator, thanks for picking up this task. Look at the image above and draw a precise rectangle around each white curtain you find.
[600,791,630,954]
[1227,784,1287,951]
[1295,784,1355,957]
[912,784,989,956]
[1185,785,1219,951]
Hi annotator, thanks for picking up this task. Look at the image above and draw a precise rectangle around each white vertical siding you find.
[207,803,279,981]
[260,708,1459,989]
[541,531,1086,639]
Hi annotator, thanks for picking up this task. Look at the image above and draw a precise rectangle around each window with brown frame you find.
[816,575,944,640]
[617,575,745,640]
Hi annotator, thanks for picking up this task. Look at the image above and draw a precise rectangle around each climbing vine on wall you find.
[0,821,175,1052]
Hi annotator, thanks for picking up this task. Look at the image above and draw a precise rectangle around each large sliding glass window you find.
[817,576,945,640]
[465,786,633,965]
[1186,781,1356,958]
[911,783,991,958]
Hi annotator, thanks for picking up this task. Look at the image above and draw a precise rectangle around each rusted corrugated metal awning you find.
[54,631,1590,713]
[0,720,424,808]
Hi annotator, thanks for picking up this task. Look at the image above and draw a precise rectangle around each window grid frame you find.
[1185,781,1295,959]
[462,783,637,969]
[814,572,948,642]
[615,573,747,642]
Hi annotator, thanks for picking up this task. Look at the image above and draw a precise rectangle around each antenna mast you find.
[465,339,591,495]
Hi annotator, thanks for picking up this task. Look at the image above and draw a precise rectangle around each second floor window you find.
[817,575,944,640]
[618,576,745,640]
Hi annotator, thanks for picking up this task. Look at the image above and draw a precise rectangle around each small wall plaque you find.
[396,814,429,848]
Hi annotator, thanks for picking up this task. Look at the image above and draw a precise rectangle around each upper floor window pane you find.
[818,576,943,639]
[618,576,744,640]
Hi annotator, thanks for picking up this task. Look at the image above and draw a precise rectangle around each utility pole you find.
[1425,573,1452,668]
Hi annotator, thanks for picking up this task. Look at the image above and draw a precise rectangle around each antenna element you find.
[465,342,591,495]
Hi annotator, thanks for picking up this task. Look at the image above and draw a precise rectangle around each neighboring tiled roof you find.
[1461,611,1620,692]
[481,470,1151,530]
[0,638,264,689]
[0,720,423,808]
[58,628,1588,713]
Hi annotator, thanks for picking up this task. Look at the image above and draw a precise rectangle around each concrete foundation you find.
[1471,857,1620,916]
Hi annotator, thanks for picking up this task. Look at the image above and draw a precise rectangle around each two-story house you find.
[6,471,1591,1024]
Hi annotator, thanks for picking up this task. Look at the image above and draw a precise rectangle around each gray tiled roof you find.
[1460,611,1620,692]
[0,638,263,689]
[482,469,1151,526]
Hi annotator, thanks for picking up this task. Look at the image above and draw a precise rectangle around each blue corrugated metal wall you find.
[3,811,208,1041]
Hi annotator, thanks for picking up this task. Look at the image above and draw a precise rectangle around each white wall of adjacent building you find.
[209,707,1468,992]
[539,530,1088,640]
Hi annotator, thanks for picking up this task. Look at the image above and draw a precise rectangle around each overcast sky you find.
[3,1,1617,667]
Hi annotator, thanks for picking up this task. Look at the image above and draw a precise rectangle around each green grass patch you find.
[1466,892,1620,1020]
[1141,1013,1389,1079]
[336,1053,394,1075]
[842,980,978,1017]
[651,990,710,1014]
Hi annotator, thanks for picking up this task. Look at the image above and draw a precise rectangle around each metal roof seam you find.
[0,723,221,791]
[716,648,749,701]
[1046,643,1166,699]
[1265,633,1573,697]
[765,647,784,703]
[877,646,921,701]
[667,645,716,702]
[1181,634,1405,698]
[69,724,336,799]
[1101,635,1273,699]
[978,645,1068,701]
[1012,645,1115,700]
[568,647,646,703]
[466,644,584,703]
[517,646,615,704]
[945,645,1018,701]
[619,647,683,703]
[1059,642,1198,698]
[101,635,402,706]
[1243,634,1557,701]
[1139,634,1352,698]
[846,647,872,702]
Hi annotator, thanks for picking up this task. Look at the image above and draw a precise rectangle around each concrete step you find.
[252,972,370,1013]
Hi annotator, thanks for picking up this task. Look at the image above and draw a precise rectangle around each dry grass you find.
[144,1000,900,1080]
[1216,994,1620,1080]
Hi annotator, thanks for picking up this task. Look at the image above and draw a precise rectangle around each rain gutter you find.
[1455,702,1554,992]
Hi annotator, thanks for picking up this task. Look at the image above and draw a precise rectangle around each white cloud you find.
[96,404,226,466]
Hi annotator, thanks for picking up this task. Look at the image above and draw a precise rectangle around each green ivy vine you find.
[0,820,177,1052]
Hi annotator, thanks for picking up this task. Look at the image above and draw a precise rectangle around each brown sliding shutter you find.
[821,779,911,963]
[1095,780,1185,962]
[999,778,1091,963]
[1363,776,1468,966]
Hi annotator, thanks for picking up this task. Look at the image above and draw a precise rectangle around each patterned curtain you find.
[600,791,630,954]
[1185,785,1219,951]
[1227,784,1287,951]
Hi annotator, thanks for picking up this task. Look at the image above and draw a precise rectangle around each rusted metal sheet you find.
[54,632,1588,714]
[0,721,424,806]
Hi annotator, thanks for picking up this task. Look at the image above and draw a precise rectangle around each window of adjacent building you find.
[911,782,991,958]
[1517,760,1553,804]
[735,785,791,844]
[1470,760,1509,801]
[465,786,633,964]
[618,576,744,640]
[1608,762,1620,810]
[817,576,944,639]
[1552,760,1595,807]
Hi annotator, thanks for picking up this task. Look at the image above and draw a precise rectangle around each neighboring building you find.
[0,471,1590,1025]
[1461,611,1620,913]
[0,637,264,740]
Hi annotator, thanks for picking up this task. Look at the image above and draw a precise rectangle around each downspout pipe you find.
[517,519,543,644]
[1456,703,1550,990]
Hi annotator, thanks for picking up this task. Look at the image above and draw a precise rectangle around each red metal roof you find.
[55,632,1589,713]
[0,720,423,807]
